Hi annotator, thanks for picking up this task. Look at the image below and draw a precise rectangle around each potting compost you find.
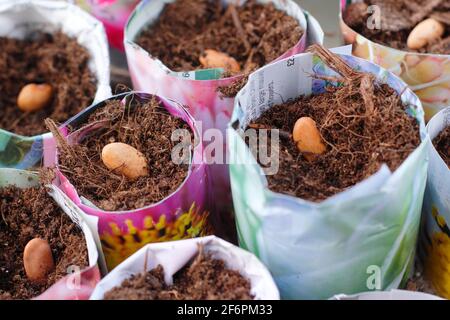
[0,0,447,302]
[0,32,97,136]
[103,246,253,300]
[433,126,450,167]
[47,97,193,211]
[0,184,88,299]
[136,0,303,74]
[248,46,420,201]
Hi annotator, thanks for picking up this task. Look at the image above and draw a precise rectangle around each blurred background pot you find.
[339,0,450,121]
[74,0,140,51]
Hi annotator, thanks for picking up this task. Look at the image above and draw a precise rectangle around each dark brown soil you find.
[344,0,450,54]
[406,272,437,295]
[218,74,249,98]
[48,98,192,211]
[104,246,253,300]
[433,126,450,167]
[247,45,421,202]
[0,32,97,136]
[405,260,437,295]
[0,185,88,300]
[136,0,302,74]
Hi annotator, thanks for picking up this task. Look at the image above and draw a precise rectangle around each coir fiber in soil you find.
[344,0,450,54]
[136,0,303,73]
[0,185,88,300]
[433,126,450,167]
[0,32,97,136]
[103,246,253,300]
[248,45,421,202]
[49,98,192,211]
[405,264,437,295]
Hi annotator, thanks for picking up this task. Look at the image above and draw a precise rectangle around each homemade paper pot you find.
[421,106,450,299]
[90,236,280,300]
[124,0,324,235]
[75,0,140,51]
[0,168,102,300]
[0,0,111,170]
[228,50,429,300]
[45,92,210,271]
[340,0,450,121]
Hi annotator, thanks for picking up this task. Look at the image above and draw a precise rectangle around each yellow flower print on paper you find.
[425,206,450,299]
[101,203,210,270]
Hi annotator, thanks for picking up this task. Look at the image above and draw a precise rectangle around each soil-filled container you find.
[75,0,140,51]
[45,92,210,271]
[421,106,450,299]
[228,45,429,299]
[90,236,280,300]
[0,168,102,300]
[340,0,450,120]
[124,0,324,238]
[0,0,111,170]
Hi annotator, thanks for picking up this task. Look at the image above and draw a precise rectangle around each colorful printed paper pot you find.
[75,0,140,50]
[124,0,324,239]
[339,0,450,121]
[0,0,111,170]
[45,92,210,271]
[421,106,450,299]
[228,49,429,300]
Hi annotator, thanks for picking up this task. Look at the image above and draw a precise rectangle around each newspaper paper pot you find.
[90,236,280,300]
[0,0,111,170]
[228,49,429,299]
[0,168,102,300]
[421,106,450,299]
[45,92,210,271]
[124,0,324,238]
[339,0,450,121]
[75,0,140,50]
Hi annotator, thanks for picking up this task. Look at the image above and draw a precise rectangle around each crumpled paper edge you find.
[0,168,102,299]
[90,236,280,300]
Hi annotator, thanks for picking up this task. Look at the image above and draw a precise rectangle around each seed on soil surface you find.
[23,238,55,283]
[17,83,53,113]
[292,117,326,162]
[199,49,241,73]
[101,142,149,180]
[407,18,445,50]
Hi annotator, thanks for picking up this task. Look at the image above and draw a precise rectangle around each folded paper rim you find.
[89,235,280,300]
[49,91,207,216]
[230,50,429,208]
[0,168,101,300]
[124,0,311,82]
[427,106,450,169]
